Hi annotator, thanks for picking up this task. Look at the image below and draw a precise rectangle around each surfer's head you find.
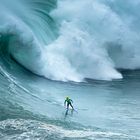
[66,96,69,100]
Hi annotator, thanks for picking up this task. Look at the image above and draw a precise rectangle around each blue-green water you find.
[0,57,140,139]
[0,0,140,139]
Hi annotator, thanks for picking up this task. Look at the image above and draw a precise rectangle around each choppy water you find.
[0,0,140,139]
[0,56,140,139]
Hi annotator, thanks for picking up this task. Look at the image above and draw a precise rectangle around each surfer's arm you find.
[70,99,73,103]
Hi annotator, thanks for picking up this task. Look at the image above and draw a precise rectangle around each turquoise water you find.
[0,0,140,139]
[0,58,140,139]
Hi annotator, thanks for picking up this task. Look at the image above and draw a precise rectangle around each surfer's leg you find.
[67,103,69,109]
[65,109,68,116]
[70,103,74,109]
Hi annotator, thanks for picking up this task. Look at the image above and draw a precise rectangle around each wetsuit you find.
[64,98,74,109]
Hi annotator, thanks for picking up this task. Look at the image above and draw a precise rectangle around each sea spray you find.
[0,0,140,81]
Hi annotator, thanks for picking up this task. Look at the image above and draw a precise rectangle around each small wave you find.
[0,119,137,140]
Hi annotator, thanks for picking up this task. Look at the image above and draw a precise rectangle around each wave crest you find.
[1,0,140,82]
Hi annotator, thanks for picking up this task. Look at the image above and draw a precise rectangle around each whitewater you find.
[0,0,140,139]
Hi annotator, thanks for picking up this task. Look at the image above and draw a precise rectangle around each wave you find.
[0,119,135,140]
[0,0,140,82]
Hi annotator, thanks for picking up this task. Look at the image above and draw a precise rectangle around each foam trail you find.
[0,119,134,139]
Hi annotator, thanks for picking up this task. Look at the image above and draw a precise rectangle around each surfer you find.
[64,97,74,110]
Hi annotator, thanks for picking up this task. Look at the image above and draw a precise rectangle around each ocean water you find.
[0,0,140,139]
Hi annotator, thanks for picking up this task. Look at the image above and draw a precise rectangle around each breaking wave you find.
[1,0,140,82]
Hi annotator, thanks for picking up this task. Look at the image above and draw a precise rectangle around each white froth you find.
[0,119,132,139]
[1,0,140,81]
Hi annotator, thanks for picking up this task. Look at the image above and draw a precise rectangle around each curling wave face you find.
[1,0,140,82]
